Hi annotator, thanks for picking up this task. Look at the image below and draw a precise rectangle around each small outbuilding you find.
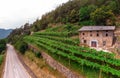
[78,26,115,48]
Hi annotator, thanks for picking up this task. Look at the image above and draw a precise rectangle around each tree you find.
[107,1,118,13]
[15,41,28,54]
[69,9,79,23]
[0,39,6,53]
[90,6,115,25]
[79,5,97,21]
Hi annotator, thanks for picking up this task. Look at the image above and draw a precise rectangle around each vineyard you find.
[24,31,120,78]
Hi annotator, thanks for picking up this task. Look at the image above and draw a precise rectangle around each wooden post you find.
[69,59,71,66]
[99,69,102,78]
[59,55,61,60]
[82,64,83,72]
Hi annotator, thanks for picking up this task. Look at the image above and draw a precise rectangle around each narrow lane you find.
[3,44,31,78]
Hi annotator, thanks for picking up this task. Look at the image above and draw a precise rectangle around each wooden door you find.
[91,41,97,47]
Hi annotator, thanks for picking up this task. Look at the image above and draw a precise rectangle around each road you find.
[3,44,31,78]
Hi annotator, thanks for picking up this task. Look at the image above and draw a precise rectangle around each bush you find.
[35,52,41,58]
[90,6,115,25]
[79,20,96,26]
[0,39,6,54]
[0,55,3,65]
[65,23,72,31]
[79,5,97,21]
[15,41,28,54]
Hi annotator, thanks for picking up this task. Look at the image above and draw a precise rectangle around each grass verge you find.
[0,54,5,78]
[23,50,65,78]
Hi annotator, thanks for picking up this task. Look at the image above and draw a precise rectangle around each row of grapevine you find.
[24,36,115,61]
[33,35,78,45]
[33,32,70,37]
[24,36,120,77]
[33,32,115,59]
[33,31,78,37]
[24,36,120,69]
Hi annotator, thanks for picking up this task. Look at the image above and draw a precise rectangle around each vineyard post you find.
[82,64,83,72]
[59,55,61,60]
[69,58,71,66]
[99,68,102,78]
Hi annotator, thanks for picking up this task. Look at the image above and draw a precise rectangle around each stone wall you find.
[41,52,81,78]
[28,44,82,78]
[79,30,114,47]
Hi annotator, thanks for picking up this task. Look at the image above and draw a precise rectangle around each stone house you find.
[78,26,115,48]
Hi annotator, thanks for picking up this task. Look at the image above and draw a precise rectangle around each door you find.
[91,41,97,47]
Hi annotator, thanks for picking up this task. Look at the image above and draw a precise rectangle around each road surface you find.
[3,44,31,78]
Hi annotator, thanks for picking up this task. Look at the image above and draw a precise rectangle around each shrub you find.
[90,6,115,25]
[79,20,96,26]
[15,41,28,54]
[0,39,6,54]
[35,52,41,58]
[0,55,3,65]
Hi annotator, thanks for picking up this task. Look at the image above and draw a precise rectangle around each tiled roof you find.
[79,26,115,31]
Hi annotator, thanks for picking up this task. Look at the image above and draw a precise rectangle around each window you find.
[83,33,85,35]
[90,34,92,36]
[90,31,92,36]
[91,41,97,47]
[106,33,108,37]
[97,33,99,37]
[84,40,87,43]
[103,41,106,46]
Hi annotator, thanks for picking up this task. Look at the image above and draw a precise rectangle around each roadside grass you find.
[0,55,3,65]
[23,50,65,78]
[0,54,4,78]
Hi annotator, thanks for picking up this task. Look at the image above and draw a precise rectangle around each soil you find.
[22,51,66,78]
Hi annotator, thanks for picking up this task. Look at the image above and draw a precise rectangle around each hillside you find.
[0,29,12,39]
[6,0,120,78]
[23,28,120,78]
[8,0,120,41]
[29,0,120,31]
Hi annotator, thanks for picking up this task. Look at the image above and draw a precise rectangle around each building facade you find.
[79,26,115,48]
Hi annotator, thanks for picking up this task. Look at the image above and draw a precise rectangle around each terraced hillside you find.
[24,31,120,78]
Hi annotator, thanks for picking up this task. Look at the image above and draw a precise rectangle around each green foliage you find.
[68,9,79,23]
[28,0,120,31]
[7,23,31,44]
[0,39,6,53]
[24,31,120,77]
[0,55,3,65]
[79,5,97,21]
[15,41,28,54]
[79,20,96,26]
[7,0,120,44]
[65,23,72,31]
[90,6,115,25]
[33,31,78,38]
[107,1,117,12]
[35,52,41,58]
[31,25,39,32]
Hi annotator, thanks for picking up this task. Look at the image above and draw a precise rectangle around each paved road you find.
[3,44,31,78]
